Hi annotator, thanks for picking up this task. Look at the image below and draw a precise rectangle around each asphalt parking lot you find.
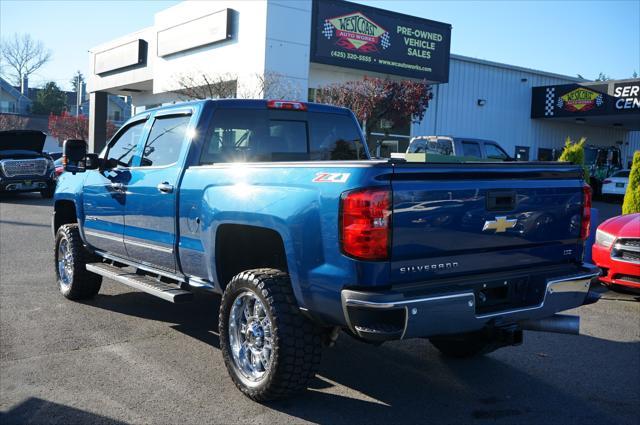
[1,194,638,425]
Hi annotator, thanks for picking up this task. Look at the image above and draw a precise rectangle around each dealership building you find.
[87,0,640,165]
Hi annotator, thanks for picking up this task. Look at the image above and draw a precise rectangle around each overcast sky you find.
[1,0,638,90]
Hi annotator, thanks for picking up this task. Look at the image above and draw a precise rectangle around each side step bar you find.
[86,262,193,304]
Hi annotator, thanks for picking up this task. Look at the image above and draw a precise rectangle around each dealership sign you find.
[613,82,640,110]
[310,0,451,81]
[531,80,640,120]
[557,88,603,112]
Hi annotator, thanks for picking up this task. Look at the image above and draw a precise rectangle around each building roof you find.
[450,54,586,83]
[0,77,32,104]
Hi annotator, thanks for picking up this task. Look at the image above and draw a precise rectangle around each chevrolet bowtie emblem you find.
[483,216,517,233]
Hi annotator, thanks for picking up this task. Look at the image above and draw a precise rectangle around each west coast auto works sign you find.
[310,0,451,82]
[557,87,604,112]
[532,80,640,119]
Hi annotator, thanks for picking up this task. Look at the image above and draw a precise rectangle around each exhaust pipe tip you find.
[520,314,580,335]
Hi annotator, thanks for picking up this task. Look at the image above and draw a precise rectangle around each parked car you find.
[0,130,56,198]
[53,157,64,178]
[601,169,630,197]
[53,99,598,401]
[592,213,640,292]
[405,136,512,161]
[46,151,63,161]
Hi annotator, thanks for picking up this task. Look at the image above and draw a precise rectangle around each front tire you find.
[55,224,102,300]
[219,269,322,401]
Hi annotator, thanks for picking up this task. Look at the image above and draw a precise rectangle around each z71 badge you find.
[313,172,350,183]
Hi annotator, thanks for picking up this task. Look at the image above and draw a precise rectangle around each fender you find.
[200,183,323,309]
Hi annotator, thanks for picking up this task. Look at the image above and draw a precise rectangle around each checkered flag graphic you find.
[545,87,556,116]
[595,94,604,107]
[380,32,390,49]
[323,20,333,39]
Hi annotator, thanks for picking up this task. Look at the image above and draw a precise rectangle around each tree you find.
[48,113,118,148]
[32,82,67,115]
[622,150,640,215]
[70,70,84,93]
[0,33,51,86]
[172,72,238,100]
[594,72,611,82]
[315,77,432,152]
[558,136,589,180]
[0,114,28,130]
[171,71,302,101]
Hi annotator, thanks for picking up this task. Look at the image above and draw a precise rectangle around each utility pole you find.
[76,74,81,116]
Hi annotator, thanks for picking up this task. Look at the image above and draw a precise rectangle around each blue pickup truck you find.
[53,99,599,401]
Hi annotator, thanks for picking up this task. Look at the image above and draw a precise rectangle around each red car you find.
[592,213,640,291]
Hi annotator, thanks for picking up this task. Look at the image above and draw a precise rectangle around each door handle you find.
[157,182,174,194]
[110,182,125,191]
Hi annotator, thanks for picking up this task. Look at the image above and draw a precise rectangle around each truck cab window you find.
[485,143,508,160]
[140,115,191,167]
[105,121,146,167]
[462,141,482,158]
[201,109,364,164]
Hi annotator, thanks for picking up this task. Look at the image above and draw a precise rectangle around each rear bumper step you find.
[86,262,193,303]
[341,263,599,341]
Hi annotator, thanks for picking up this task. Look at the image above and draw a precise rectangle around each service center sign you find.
[310,0,451,82]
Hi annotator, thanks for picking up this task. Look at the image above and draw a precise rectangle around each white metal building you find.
[86,0,640,164]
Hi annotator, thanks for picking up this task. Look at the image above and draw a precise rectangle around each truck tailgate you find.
[390,163,586,283]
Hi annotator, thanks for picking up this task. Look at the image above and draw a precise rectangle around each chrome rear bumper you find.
[341,264,599,341]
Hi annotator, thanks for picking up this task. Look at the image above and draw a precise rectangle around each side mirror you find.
[63,139,97,173]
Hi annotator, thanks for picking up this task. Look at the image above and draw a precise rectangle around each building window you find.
[113,110,121,121]
[538,148,553,161]
[514,146,530,161]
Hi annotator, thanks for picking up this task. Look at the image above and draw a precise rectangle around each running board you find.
[86,262,193,303]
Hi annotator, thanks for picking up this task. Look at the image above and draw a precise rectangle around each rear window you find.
[612,170,630,178]
[407,138,453,155]
[200,109,365,163]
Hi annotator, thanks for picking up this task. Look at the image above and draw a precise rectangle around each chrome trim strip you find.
[85,230,123,243]
[94,250,185,282]
[614,242,640,253]
[344,292,473,309]
[124,237,174,253]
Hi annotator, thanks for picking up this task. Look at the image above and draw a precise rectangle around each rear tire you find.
[429,330,497,358]
[55,224,102,300]
[219,268,322,401]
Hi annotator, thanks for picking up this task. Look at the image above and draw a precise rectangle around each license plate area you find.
[616,183,624,188]
[474,277,535,314]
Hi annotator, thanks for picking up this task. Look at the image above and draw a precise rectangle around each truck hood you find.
[0,130,47,153]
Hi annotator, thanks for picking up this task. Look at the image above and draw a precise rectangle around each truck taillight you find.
[580,183,592,240]
[266,100,307,111]
[340,188,391,260]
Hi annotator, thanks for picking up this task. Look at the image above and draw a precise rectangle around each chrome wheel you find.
[228,291,273,382]
[57,238,73,287]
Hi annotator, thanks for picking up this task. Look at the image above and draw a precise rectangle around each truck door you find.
[123,112,193,273]
[82,120,147,257]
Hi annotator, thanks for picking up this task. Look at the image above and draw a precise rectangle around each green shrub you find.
[622,150,640,215]
[558,137,589,180]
